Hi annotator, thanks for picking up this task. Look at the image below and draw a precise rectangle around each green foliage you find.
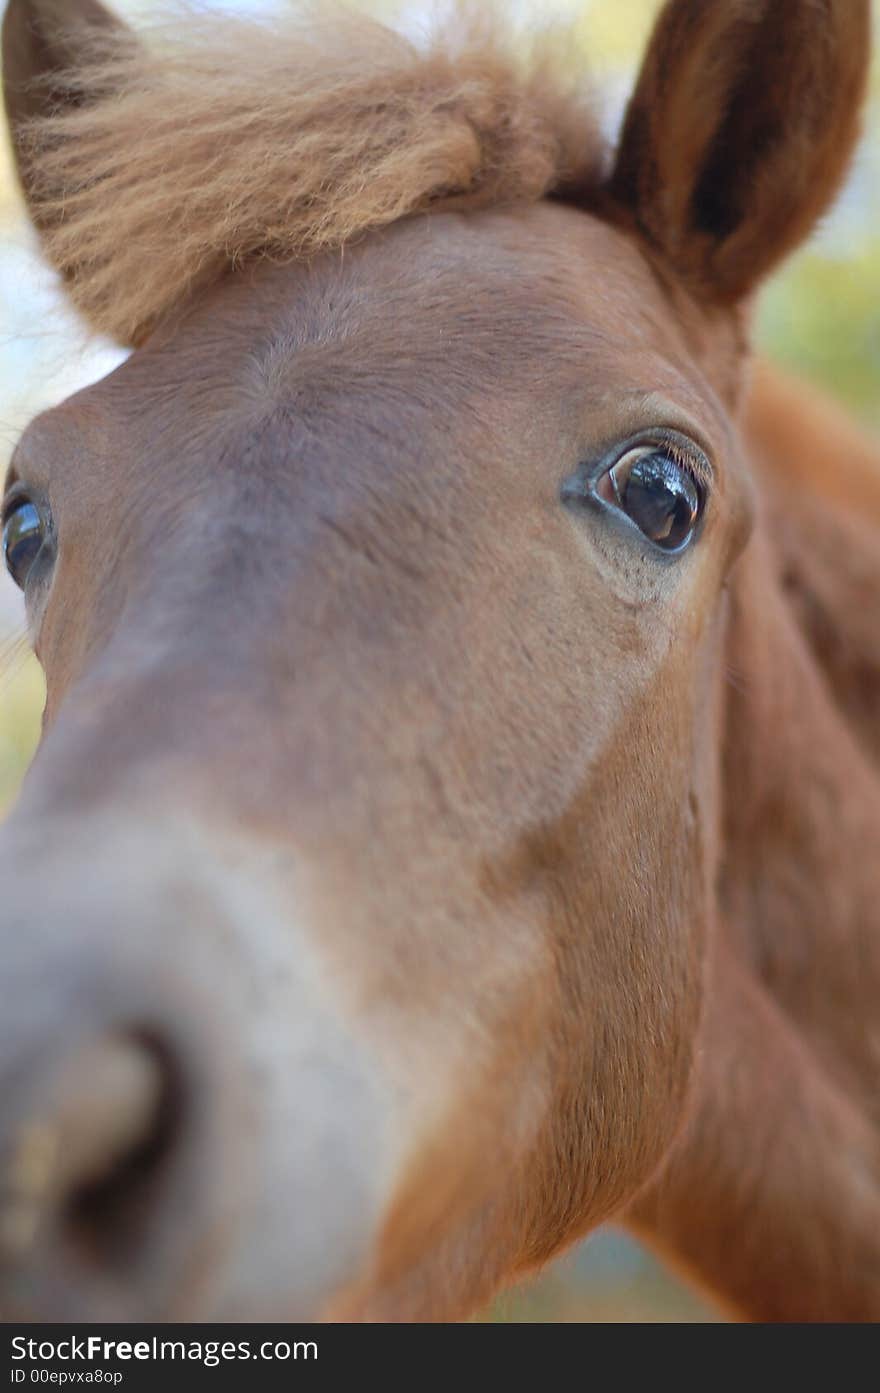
[0,653,44,814]
[757,213,880,430]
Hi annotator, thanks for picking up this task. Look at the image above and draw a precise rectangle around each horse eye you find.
[2,498,46,590]
[599,446,703,551]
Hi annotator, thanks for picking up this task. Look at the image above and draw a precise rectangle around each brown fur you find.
[7,2,604,345]
[627,370,880,1320]
[1,0,878,1324]
[609,0,871,299]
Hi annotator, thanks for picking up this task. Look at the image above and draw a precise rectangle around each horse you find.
[0,0,877,1322]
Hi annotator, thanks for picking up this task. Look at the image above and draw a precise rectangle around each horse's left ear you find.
[608,0,871,303]
[3,0,134,261]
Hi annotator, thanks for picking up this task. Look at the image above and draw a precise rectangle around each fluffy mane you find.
[17,2,605,345]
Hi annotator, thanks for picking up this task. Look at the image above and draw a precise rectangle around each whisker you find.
[724,662,749,698]
[0,630,35,694]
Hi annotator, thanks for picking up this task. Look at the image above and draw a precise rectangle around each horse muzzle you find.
[0,810,393,1321]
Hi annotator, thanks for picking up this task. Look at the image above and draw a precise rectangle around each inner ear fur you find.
[608,0,871,303]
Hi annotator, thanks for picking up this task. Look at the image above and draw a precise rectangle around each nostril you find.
[1,1032,179,1269]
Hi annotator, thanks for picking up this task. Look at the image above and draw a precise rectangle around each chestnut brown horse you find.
[1,0,878,1321]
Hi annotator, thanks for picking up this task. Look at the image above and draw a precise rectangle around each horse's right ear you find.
[608,0,871,304]
[3,0,132,253]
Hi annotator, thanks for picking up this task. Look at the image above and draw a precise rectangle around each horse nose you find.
[0,988,215,1322]
[0,1035,170,1270]
[0,962,381,1321]
[0,820,393,1321]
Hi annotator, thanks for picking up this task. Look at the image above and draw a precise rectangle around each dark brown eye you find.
[599,446,703,551]
[2,497,47,590]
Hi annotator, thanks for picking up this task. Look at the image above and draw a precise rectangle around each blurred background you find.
[0,0,877,1321]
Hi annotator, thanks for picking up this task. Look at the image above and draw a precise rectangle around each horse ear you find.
[3,0,133,259]
[608,0,871,303]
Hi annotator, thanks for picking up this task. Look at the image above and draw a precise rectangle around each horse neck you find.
[718,362,880,1105]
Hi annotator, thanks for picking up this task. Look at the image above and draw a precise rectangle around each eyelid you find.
[603,429,713,492]
[607,388,721,466]
[2,482,37,525]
